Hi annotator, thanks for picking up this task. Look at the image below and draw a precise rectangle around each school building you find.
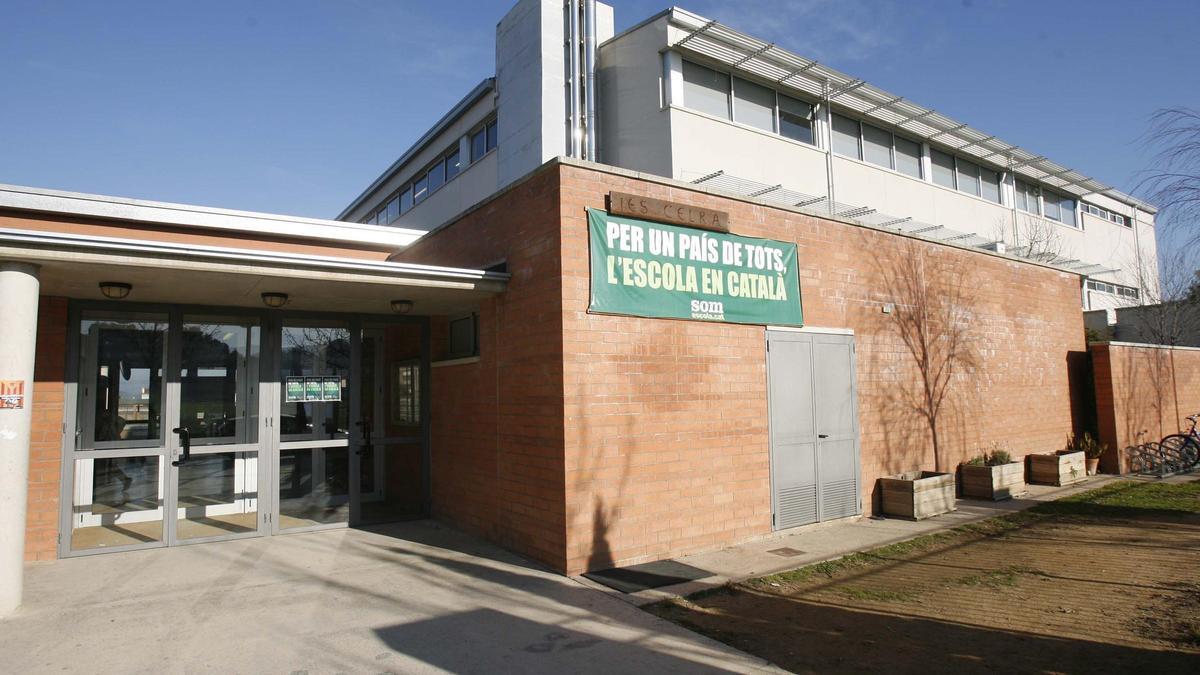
[0,0,1183,616]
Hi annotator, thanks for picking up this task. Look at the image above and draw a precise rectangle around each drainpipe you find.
[584,0,597,161]
[1131,206,1145,305]
[823,80,835,214]
[567,0,582,159]
[1007,156,1020,250]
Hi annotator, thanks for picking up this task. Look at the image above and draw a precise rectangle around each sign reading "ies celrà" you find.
[608,192,729,232]
[588,208,803,326]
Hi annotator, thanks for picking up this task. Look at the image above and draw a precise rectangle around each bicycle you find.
[1159,414,1200,472]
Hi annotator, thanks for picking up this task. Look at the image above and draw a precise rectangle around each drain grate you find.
[767,547,806,557]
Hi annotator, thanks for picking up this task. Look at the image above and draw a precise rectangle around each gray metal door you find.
[767,330,860,530]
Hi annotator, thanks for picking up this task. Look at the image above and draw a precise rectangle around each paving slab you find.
[1,521,782,674]
[586,475,1145,606]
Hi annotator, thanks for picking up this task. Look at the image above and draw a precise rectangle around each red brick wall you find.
[390,169,569,570]
[26,296,68,561]
[396,161,1086,575]
[555,164,1085,573]
[1092,343,1200,471]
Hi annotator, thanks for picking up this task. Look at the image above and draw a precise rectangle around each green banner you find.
[588,208,803,326]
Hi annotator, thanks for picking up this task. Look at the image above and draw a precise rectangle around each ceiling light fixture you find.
[99,282,132,300]
[261,292,289,308]
[390,299,414,314]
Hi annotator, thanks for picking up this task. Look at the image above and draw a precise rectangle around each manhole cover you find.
[767,547,806,557]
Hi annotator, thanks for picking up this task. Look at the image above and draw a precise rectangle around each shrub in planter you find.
[1064,432,1108,476]
[1028,448,1087,486]
[960,444,1027,501]
[880,471,956,520]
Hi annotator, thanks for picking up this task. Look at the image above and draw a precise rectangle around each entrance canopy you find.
[0,183,507,314]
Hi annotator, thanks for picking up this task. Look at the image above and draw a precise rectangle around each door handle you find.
[172,427,191,466]
[818,434,830,439]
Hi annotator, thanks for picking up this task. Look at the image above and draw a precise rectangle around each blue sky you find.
[2,0,1197,232]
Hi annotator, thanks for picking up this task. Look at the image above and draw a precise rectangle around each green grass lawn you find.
[743,478,1200,591]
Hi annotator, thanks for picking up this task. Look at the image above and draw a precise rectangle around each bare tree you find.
[991,211,1072,264]
[1138,107,1200,247]
[1119,247,1200,347]
[878,240,980,472]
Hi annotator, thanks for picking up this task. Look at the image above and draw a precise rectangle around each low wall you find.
[1092,342,1200,473]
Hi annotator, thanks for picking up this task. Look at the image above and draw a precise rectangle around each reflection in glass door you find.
[276,321,351,530]
[70,313,169,551]
[172,318,262,542]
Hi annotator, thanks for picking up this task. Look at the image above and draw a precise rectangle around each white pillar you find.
[0,262,40,617]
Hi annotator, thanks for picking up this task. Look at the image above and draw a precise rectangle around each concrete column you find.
[0,262,40,617]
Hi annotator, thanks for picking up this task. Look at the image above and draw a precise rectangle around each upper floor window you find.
[683,61,732,120]
[486,119,498,153]
[831,114,862,158]
[928,147,1001,203]
[931,148,956,189]
[1082,202,1129,227]
[681,60,816,147]
[778,94,814,144]
[1042,191,1077,227]
[365,115,498,225]
[1015,180,1039,214]
[732,76,775,132]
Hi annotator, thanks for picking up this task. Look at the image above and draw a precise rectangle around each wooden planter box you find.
[880,471,956,520]
[960,462,1027,501]
[1028,450,1087,486]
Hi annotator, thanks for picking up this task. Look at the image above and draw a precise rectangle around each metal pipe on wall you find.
[584,0,597,161]
[822,80,835,214]
[567,0,582,159]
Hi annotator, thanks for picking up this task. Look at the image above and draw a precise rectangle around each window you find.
[471,128,487,162]
[390,360,420,426]
[486,119,498,152]
[400,185,413,214]
[861,123,893,169]
[1015,180,1039,214]
[778,94,814,145]
[1043,192,1076,227]
[427,160,445,193]
[955,157,981,197]
[1087,280,1139,300]
[412,174,428,204]
[894,136,922,179]
[448,314,478,359]
[980,168,1001,204]
[831,114,861,159]
[732,76,775,132]
[931,148,956,189]
[682,60,731,119]
[385,196,399,224]
[445,149,461,181]
[1082,202,1130,227]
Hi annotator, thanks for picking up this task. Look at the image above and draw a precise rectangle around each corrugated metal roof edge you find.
[663,8,1156,215]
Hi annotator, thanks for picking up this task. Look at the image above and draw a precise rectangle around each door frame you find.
[765,326,861,531]
[57,300,432,558]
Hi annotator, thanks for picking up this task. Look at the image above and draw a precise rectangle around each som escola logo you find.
[690,299,725,321]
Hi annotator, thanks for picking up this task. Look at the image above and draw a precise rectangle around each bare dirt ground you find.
[649,480,1200,674]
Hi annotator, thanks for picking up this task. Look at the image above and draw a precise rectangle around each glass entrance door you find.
[69,312,170,552]
[353,323,427,525]
[170,317,263,543]
[67,310,267,554]
[64,305,429,556]
[274,321,351,531]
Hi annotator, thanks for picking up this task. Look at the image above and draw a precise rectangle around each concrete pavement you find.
[0,521,780,674]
